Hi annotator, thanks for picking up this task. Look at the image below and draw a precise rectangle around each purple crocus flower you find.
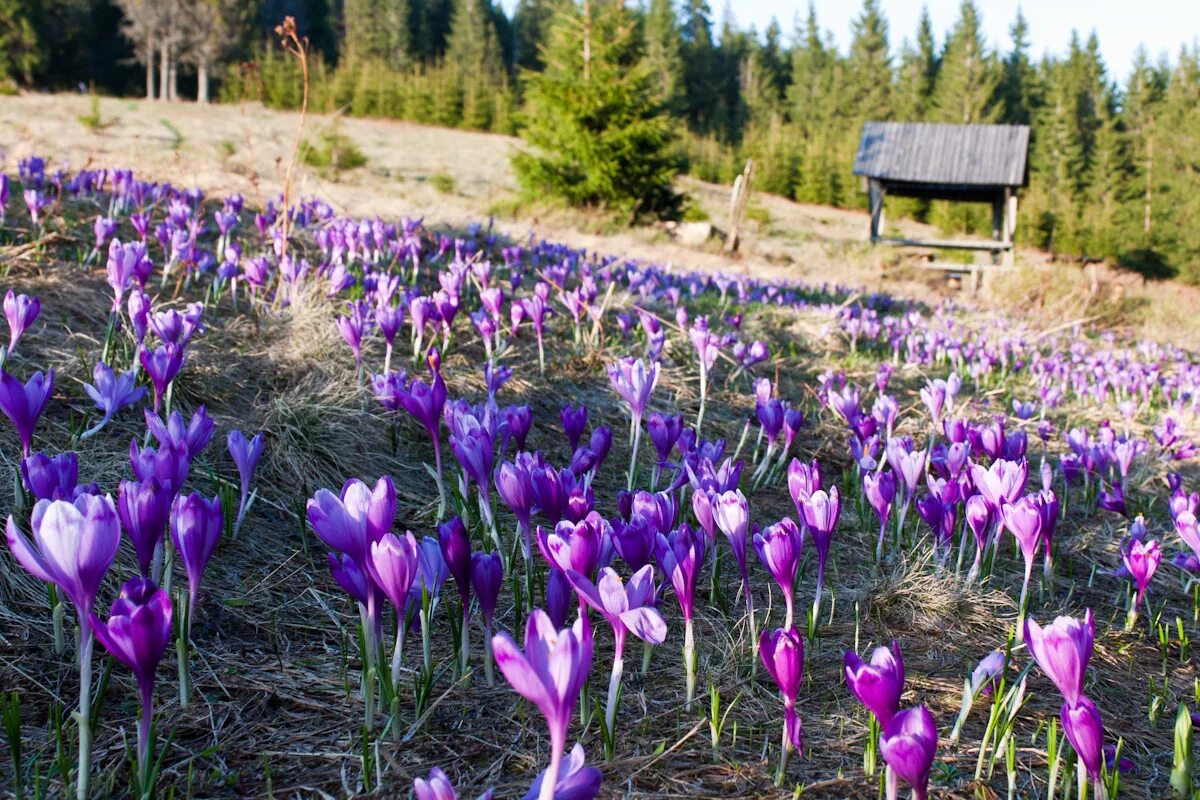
[1000,494,1044,620]
[561,404,588,451]
[753,517,803,629]
[170,492,222,627]
[129,437,189,497]
[611,514,655,572]
[656,524,705,707]
[1023,610,1094,706]
[970,458,1028,512]
[970,650,1006,696]
[492,610,594,800]
[439,515,473,619]
[880,706,938,800]
[499,404,531,453]
[760,626,805,781]
[21,451,79,501]
[6,493,119,798]
[844,641,905,727]
[471,550,503,685]
[4,289,39,354]
[80,361,146,439]
[713,488,757,640]
[864,470,896,561]
[413,766,494,800]
[227,429,264,535]
[521,743,601,800]
[139,342,185,414]
[1062,696,1105,783]
[0,367,54,455]
[567,564,666,736]
[1122,537,1161,612]
[118,478,172,579]
[90,577,173,783]
[306,476,396,565]
[365,530,418,689]
[647,412,683,469]
[798,486,840,625]
[371,367,447,511]
[106,240,150,311]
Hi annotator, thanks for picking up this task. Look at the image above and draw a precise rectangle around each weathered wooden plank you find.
[877,236,1013,252]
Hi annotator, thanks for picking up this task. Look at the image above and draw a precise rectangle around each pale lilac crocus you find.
[492,610,594,800]
[80,361,145,439]
[6,493,120,800]
[606,356,658,490]
[413,767,495,800]
[1023,610,1094,707]
[799,485,840,630]
[365,530,419,711]
[1000,494,1044,625]
[566,564,666,740]
[713,488,757,647]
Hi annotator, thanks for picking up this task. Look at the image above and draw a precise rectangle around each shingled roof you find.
[853,121,1030,187]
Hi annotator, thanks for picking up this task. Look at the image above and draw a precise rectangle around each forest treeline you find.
[4,0,1200,280]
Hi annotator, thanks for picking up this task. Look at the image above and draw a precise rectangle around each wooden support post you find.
[991,194,1004,266]
[1003,188,1017,268]
[868,179,885,243]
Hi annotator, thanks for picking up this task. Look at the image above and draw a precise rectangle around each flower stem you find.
[606,654,624,749]
[684,618,696,711]
[74,618,94,800]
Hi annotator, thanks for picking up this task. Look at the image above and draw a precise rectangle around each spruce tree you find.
[642,0,684,112]
[444,0,507,129]
[844,0,891,122]
[893,8,938,121]
[0,0,39,86]
[930,0,1000,123]
[512,0,682,220]
[679,0,718,131]
[513,0,555,72]
[999,9,1036,124]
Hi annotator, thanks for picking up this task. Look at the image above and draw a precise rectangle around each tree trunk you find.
[168,54,177,101]
[159,42,170,101]
[145,34,155,100]
[197,60,209,104]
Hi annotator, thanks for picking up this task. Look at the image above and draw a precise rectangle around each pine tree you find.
[0,0,39,86]
[642,0,684,112]
[512,0,682,219]
[844,0,891,122]
[893,7,937,121]
[444,0,507,128]
[679,0,718,131]
[513,0,555,72]
[930,0,1000,123]
[999,9,1036,124]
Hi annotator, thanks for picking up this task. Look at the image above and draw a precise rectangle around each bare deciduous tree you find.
[180,0,246,104]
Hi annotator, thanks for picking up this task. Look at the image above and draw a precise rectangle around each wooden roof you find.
[853,121,1030,188]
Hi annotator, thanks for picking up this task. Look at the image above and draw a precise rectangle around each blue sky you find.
[719,1,1199,81]
[497,1,1200,84]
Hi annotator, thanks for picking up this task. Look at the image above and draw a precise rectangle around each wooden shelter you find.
[852,121,1030,267]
